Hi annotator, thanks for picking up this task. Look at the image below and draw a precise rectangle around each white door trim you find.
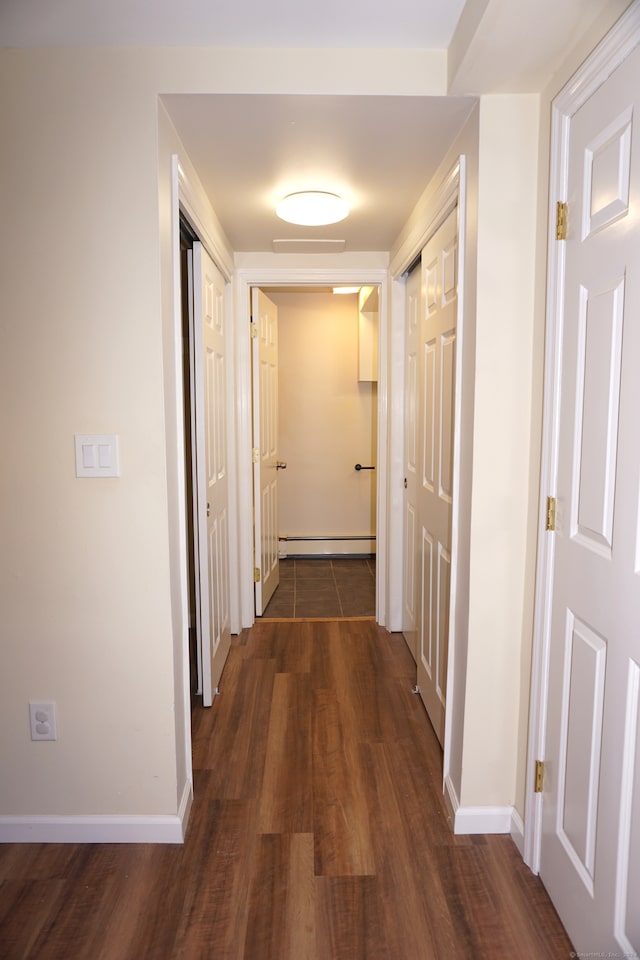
[234,267,390,629]
[390,157,467,796]
[524,0,640,874]
[176,159,240,639]
[169,155,238,797]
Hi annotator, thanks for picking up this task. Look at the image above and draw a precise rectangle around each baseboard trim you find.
[453,804,513,834]
[510,808,525,856]
[444,777,515,835]
[443,774,459,830]
[0,780,194,845]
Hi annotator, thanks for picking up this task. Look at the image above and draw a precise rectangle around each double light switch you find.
[75,434,120,478]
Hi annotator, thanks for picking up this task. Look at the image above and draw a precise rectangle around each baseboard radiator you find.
[279,534,376,558]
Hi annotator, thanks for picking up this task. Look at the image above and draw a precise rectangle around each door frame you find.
[524,0,640,874]
[235,267,390,629]
[390,157,468,795]
[169,156,238,795]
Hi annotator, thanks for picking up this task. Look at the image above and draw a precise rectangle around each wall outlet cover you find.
[29,702,57,741]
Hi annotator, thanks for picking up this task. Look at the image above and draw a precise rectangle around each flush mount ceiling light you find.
[332,286,360,294]
[276,191,349,226]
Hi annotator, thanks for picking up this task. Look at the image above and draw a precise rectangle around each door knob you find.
[404,478,407,489]
[276,461,287,470]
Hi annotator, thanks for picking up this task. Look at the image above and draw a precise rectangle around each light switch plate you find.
[75,434,120,478]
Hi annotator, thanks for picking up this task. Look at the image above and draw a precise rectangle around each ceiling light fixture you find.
[276,191,349,226]
[332,286,360,294]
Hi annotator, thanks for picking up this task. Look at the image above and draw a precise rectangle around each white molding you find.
[511,809,525,857]
[444,773,459,829]
[442,158,466,800]
[234,266,390,630]
[524,1,640,875]
[0,816,184,845]
[0,782,193,845]
[454,806,514,836]
[387,157,466,799]
[390,159,462,278]
[177,161,234,281]
[444,774,513,834]
[386,274,407,631]
[170,155,195,797]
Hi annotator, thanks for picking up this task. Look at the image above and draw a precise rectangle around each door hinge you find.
[252,447,259,463]
[250,321,257,339]
[556,201,568,240]
[546,496,557,532]
[254,567,261,583]
[534,760,545,793]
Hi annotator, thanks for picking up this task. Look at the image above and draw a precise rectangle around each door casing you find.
[235,268,390,629]
[391,158,468,797]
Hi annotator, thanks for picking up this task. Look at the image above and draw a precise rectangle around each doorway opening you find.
[252,284,379,620]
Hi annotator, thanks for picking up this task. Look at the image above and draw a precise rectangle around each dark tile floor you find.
[262,556,376,618]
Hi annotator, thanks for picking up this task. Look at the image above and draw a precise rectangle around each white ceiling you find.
[163,93,476,252]
[0,0,466,48]
[1,0,629,254]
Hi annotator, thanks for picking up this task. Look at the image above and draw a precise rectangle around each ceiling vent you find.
[272,239,346,254]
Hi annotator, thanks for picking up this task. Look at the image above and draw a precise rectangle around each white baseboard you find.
[510,808,525,856]
[0,780,193,845]
[444,776,515,835]
[443,774,459,829]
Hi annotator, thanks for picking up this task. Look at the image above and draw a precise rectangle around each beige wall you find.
[271,290,377,554]
[0,9,626,828]
[0,51,178,815]
[0,46,446,823]
[461,94,541,810]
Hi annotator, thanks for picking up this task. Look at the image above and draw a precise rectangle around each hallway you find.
[0,620,572,958]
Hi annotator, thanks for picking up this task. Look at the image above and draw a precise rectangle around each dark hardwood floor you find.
[0,620,573,959]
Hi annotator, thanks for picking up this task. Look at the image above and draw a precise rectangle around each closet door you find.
[192,242,231,705]
[416,207,458,745]
[402,264,421,661]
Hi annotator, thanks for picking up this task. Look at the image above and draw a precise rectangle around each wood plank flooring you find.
[0,620,574,959]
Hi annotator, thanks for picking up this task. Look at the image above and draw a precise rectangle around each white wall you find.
[271,290,377,555]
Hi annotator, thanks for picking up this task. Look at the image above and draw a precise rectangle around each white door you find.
[416,208,458,745]
[252,288,280,614]
[540,40,640,953]
[192,242,231,706]
[403,263,421,661]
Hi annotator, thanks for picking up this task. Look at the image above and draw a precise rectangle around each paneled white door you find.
[192,242,231,706]
[540,41,640,953]
[416,208,458,745]
[403,263,421,662]
[252,288,280,615]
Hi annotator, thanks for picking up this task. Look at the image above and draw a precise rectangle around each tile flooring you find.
[262,556,376,618]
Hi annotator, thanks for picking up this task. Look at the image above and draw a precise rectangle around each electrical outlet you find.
[29,702,57,741]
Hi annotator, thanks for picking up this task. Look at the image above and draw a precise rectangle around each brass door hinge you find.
[546,496,557,532]
[556,201,568,240]
[534,760,545,793]
[252,447,259,463]
[250,321,257,339]
[254,567,261,583]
